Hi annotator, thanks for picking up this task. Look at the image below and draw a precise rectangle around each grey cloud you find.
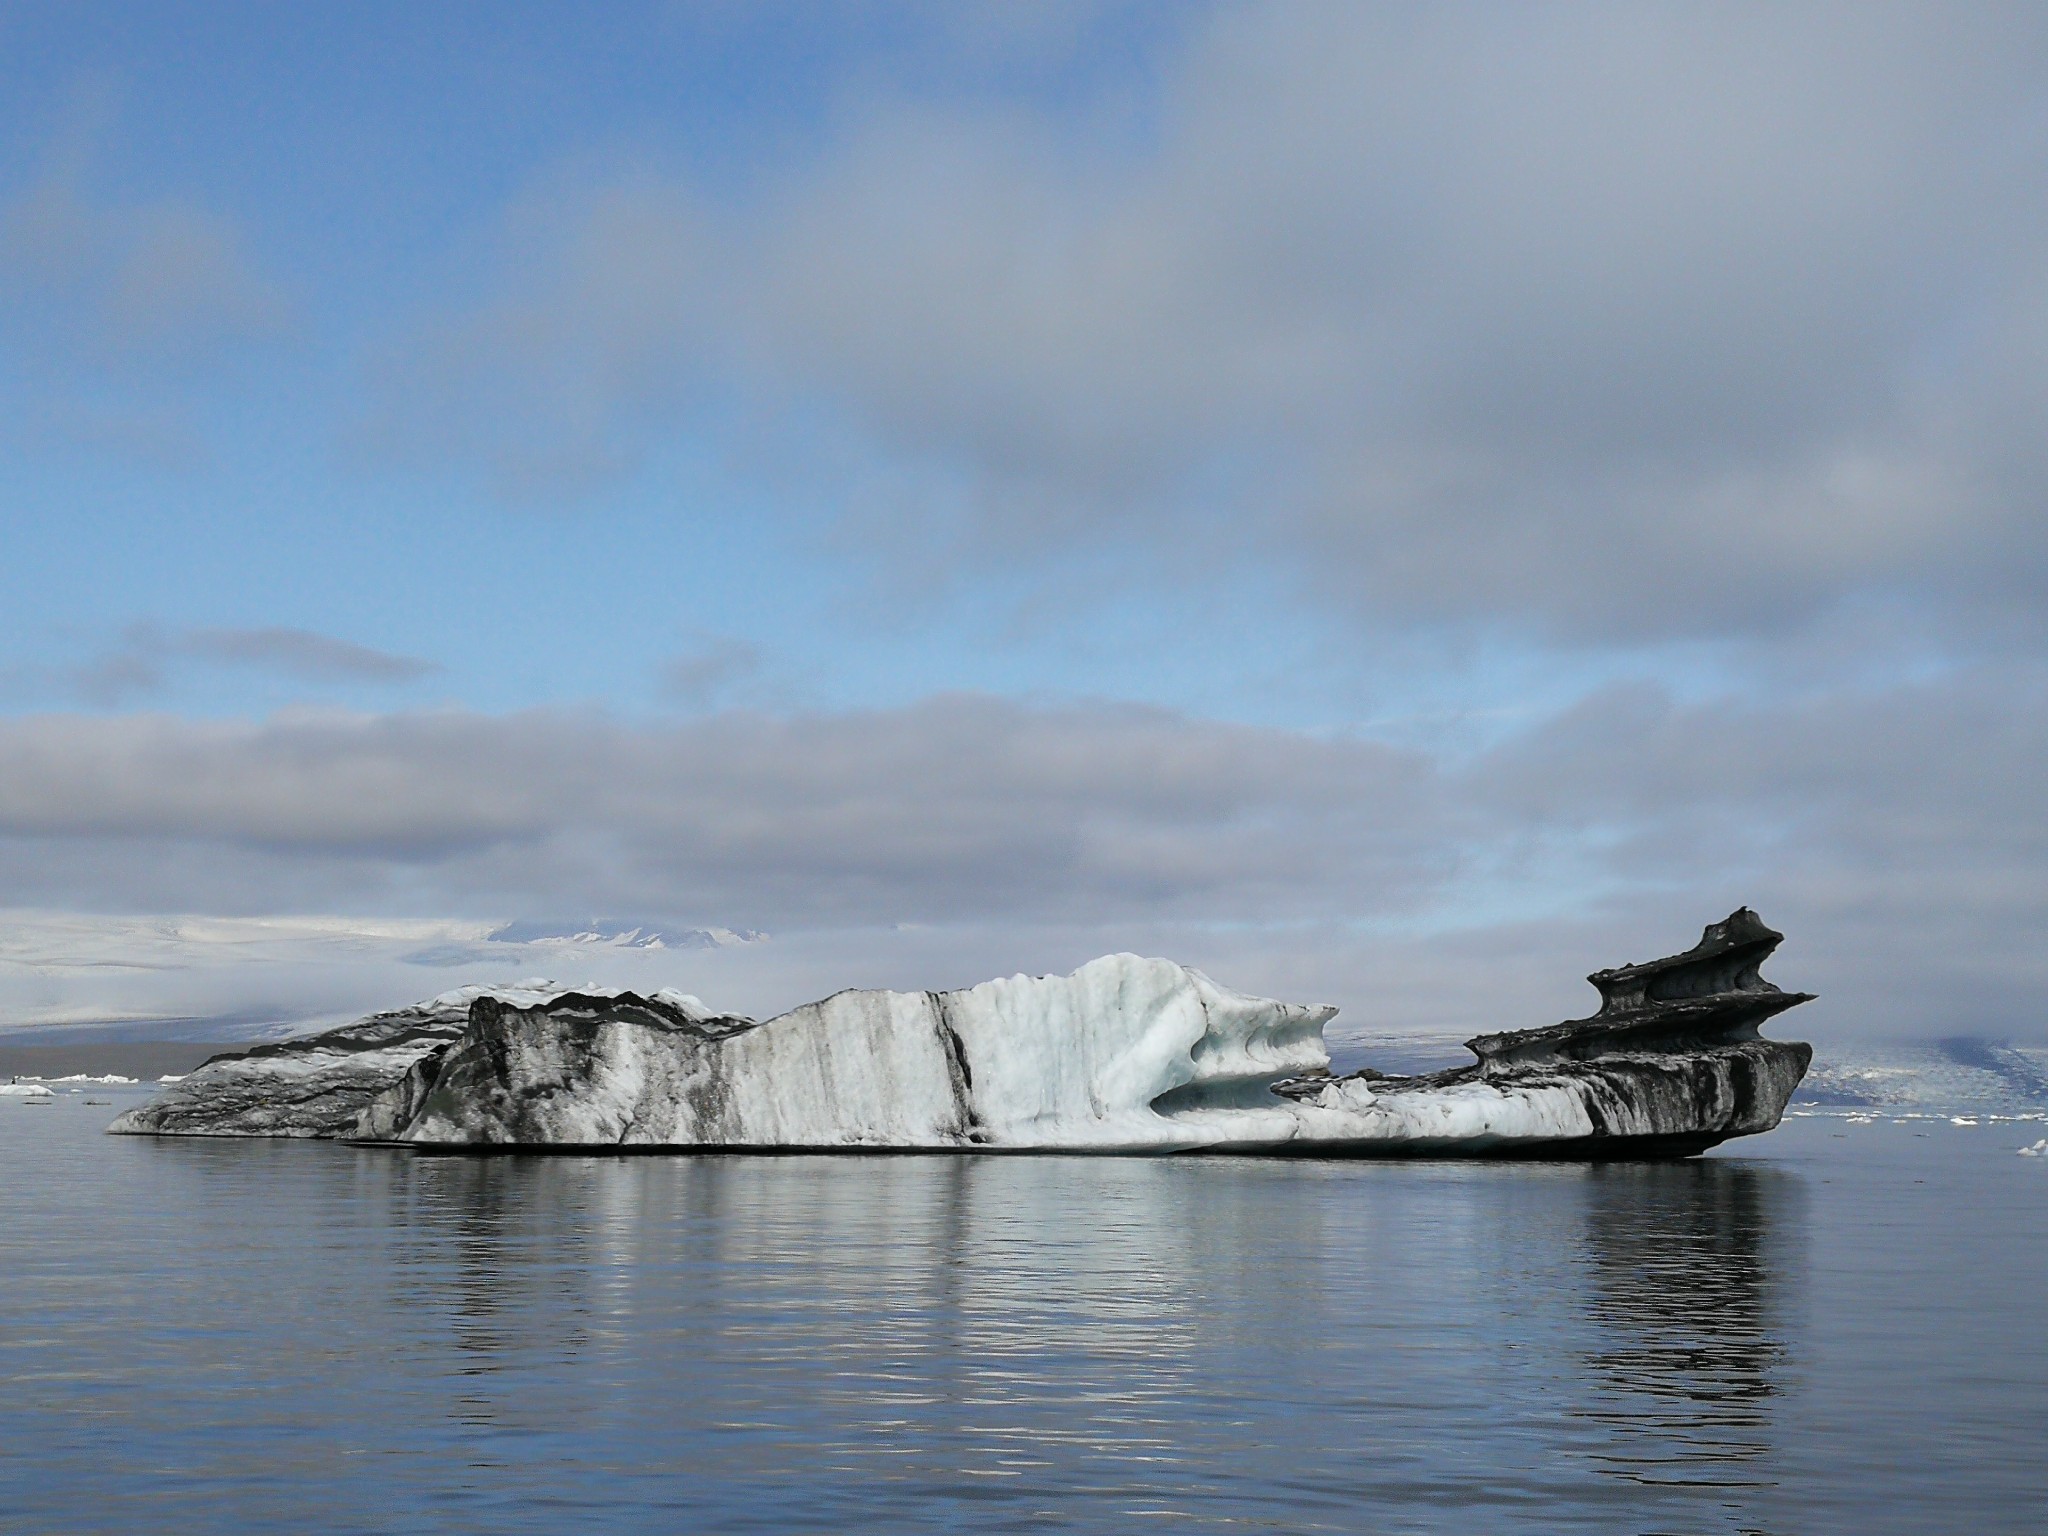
[66,650,167,708]
[173,628,438,684]
[0,175,283,360]
[1454,663,2048,1036]
[20,626,439,705]
[661,636,764,709]
[0,697,1444,927]
[370,2,2048,646]
[0,675,2043,1036]
[355,179,723,498]
[0,128,288,463]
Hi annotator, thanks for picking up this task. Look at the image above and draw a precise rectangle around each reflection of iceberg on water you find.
[1574,1160,1796,1494]
[111,909,1812,1158]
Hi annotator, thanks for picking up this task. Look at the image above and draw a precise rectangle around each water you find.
[3,1098,2044,1534]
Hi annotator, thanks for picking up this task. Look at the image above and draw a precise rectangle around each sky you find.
[2,1,2045,1044]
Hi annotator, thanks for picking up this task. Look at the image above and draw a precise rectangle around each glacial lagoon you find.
[3,1094,2044,1535]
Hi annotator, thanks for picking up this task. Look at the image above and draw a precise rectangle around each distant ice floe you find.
[2,1073,154,1098]
[1795,1039,2048,1120]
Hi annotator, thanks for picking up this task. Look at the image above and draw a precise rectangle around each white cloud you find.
[367,2,2048,645]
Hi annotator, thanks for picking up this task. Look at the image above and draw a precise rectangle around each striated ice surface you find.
[381,954,1334,1150]
[111,911,1817,1156]
[369,943,1806,1154]
[108,980,720,1139]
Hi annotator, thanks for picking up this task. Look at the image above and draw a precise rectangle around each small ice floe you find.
[1,1081,55,1096]
[156,1074,185,1084]
[51,1073,136,1085]
[1952,1115,1980,1126]
[2019,1139,2048,1157]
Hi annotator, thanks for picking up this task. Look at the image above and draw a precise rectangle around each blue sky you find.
[3,3,2045,1038]
[0,1,1746,730]
[3,3,1239,722]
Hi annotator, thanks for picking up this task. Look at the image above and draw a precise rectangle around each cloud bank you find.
[1,672,2040,1037]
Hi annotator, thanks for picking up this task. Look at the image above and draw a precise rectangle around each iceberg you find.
[106,980,713,1139]
[110,910,1813,1158]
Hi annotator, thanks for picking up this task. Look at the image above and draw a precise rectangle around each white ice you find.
[389,953,1654,1151]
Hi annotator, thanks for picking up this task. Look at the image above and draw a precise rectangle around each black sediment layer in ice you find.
[1273,908,1816,1157]
[110,909,1813,1156]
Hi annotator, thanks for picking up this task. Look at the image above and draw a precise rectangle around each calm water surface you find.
[2,1100,2043,1534]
